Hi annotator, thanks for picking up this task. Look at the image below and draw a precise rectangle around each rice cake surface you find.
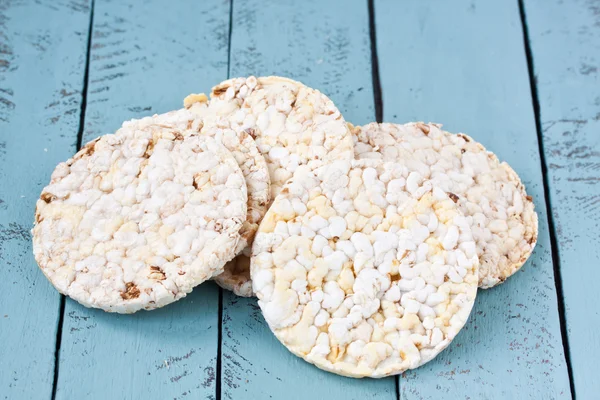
[251,160,479,377]
[131,99,271,256]
[32,124,247,313]
[353,122,538,288]
[209,76,354,200]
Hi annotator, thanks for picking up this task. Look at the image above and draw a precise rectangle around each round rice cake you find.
[251,159,479,378]
[32,125,247,313]
[208,76,354,200]
[352,122,538,289]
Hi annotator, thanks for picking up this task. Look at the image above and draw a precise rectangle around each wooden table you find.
[1,0,597,399]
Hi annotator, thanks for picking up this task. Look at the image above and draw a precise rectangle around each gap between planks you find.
[368,0,383,124]
[517,1,575,398]
[51,1,96,399]
[368,0,398,397]
[216,287,224,400]
[217,1,235,399]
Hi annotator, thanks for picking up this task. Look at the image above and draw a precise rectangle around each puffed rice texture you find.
[252,159,479,377]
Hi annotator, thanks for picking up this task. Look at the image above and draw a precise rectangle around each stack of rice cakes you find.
[32,76,538,377]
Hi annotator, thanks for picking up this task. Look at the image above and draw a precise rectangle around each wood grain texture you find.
[222,0,395,398]
[523,0,600,398]
[57,284,220,400]
[81,0,230,143]
[374,0,572,398]
[0,0,91,398]
[228,0,375,126]
[54,0,230,398]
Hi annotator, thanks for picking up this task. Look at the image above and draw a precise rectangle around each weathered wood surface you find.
[523,0,600,398]
[221,0,397,399]
[374,0,572,398]
[0,1,91,399]
[54,0,230,399]
[2,0,595,398]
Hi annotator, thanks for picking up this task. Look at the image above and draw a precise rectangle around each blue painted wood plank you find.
[523,0,600,398]
[54,1,230,399]
[0,1,91,398]
[222,0,395,398]
[58,285,220,399]
[374,0,572,398]
[81,0,230,143]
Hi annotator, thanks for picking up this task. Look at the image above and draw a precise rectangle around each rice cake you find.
[251,160,479,378]
[352,122,538,288]
[32,125,247,313]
